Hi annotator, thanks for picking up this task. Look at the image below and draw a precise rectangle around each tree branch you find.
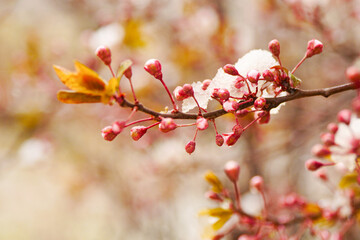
[116,82,357,120]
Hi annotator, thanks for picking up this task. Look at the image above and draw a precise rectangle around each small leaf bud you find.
[95,46,112,65]
[215,134,224,146]
[320,132,335,146]
[337,109,352,125]
[262,69,275,81]
[217,88,230,101]
[268,39,280,57]
[130,126,148,141]
[202,79,212,90]
[224,160,240,183]
[327,123,338,134]
[101,126,117,141]
[159,118,177,133]
[254,97,266,110]
[346,66,360,87]
[311,144,331,157]
[305,39,323,58]
[185,140,196,154]
[247,69,260,84]
[112,121,126,134]
[305,159,325,171]
[196,117,208,130]
[223,64,239,76]
[250,176,264,192]
[144,59,162,79]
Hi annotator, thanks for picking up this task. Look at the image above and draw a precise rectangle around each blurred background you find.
[1,0,360,239]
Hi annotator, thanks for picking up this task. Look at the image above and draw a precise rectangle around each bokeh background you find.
[1,0,360,239]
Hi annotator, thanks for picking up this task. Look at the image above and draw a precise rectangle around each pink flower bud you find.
[346,66,360,87]
[196,117,208,130]
[95,46,112,65]
[250,176,264,192]
[159,118,177,133]
[185,140,196,154]
[124,66,132,79]
[130,126,147,141]
[217,88,230,101]
[262,69,275,82]
[144,59,162,79]
[337,109,352,125]
[182,84,194,97]
[305,39,323,58]
[327,123,338,134]
[254,97,266,110]
[205,191,223,201]
[223,99,240,112]
[268,39,280,57]
[112,121,126,134]
[224,160,240,183]
[225,132,241,146]
[305,159,325,171]
[254,111,270,124]
[202,79,212,90]
[234,76,245,89]
[173,86,187,101]
[215,134,224,146]
[235,109,249,118]
[320,132,335,146]
[101,126,117,141]
[247,69,260,84]
[223,64,239,76]
[311,144,331,157]
[238,235,257,240]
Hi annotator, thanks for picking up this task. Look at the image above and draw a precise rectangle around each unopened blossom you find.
[254,97,266,110]
[223,99,240,113]
[130,126,147,141]
[305,159,325,171]
[95,45,112,65]
[262,69,274,81]
[196,117,208,130]
[268,39,280,57]
[159,118,177,133]
[306,39,323,58]
[101,126,117,141]
[223,64,239,76]
[247,69,260,84]
[346,66,360,86]
[112,121,126,134]
[250,176,264,192]
[224,160,240,182]
[215,134,224,146]
[338,109,352,125]
[202,79,212,90]
[144,59,162,79]
[185,140,196,154]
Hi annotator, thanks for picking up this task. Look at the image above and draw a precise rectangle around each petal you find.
[57,90,101,104]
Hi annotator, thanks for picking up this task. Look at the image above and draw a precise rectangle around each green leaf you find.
[116,59,133,87]
[289,72,302,87]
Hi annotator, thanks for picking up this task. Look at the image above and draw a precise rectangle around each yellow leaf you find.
[212,214,232,231]
[339,172,358,189]
[204,171,223,193]
[57,90,101,104]
[199,208,233,218]
[53,61,106,94]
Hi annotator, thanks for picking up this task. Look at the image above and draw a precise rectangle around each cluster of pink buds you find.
[93,39,325,154]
